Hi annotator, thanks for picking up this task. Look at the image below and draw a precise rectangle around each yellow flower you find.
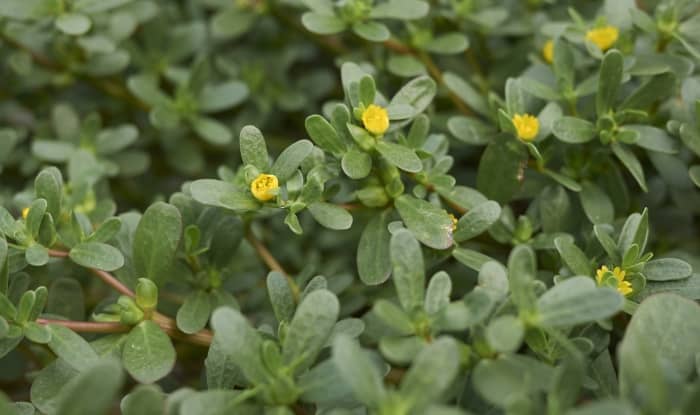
[512,114,539,142]
[361,104,389,136]
[250,173,279,202]
[596,265,633,296]
[21,207,29,219]
[542,39,554,64]
[449,213,458,231]
[586,25,619,51]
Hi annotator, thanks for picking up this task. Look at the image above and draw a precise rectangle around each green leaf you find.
[553,39,575,92]
[307,202,353,230]
[123,320,176,383]
[357,209,392,285]
[47,324,98,372]
[579,181,614,225]
[452,247,495,272]
[198,81,248,113]
[400,337,459,409]
[375,141,422,173]
[620,73,676,110]
[425,33,469,54]
[95,124,138,155]
[31,140,75,163]
[537,277,624,328]
[239,125,269,171]
[34,168,62,219]
[24,321,51,344]
[473,354,554,408]
[25,199,47,239]
[390,229,425,311]
[597,50,624,116]
[191,117,232,146]
[643,258,692,281]
[477,139,525,203]
[301,12,346,34]
[554,236,592,276]
[370,0,429,20]
[121,384,165,415]
[618,209,649,254]
[619,294,700,404]
[55,13,92,36]
[395,195,453,250]
[210,307,268,384]
[453,200,501,242]
[305,115,346,155]
[680,124,700,157]
[352,21,390,42]
[341,148,372,179]
[282,289,339,373]
[691,165,700,188]
[627,125,678,154]
[86,218,122,244]
[486,315,524,353]
[176,290,212,334]
[443,73,490,117]
[332,335,386,406]
[25,244,49,267]
[69,242,124,271]
[211,9,256,39]
[267,271,295,323]
[55,360,124,415]
[388,76,437,119]
[520,78,562,101]
[424,271,451,315]
[133,202,182,285]
[507,244,537,313]
[505,78,525,115]
[552,116,597,143]
[373,299,414,335]
[205,339,245,389]
[190,179,258,212]
[271,139,313,181]
[612,143,647,191]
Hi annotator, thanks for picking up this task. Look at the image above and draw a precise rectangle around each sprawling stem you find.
[36,319,130,334]
[46,249,213,346]
[246,229,300,300]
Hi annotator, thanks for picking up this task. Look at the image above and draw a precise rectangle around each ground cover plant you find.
[1,0,700,414]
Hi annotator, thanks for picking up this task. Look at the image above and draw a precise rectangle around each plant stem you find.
[245,231,287,275]
[36,319,131,334]
[0,33,149,111]
[245,229,300,300]
[46,249,213,346]
[383,39,473,116]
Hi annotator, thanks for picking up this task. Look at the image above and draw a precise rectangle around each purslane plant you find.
[1,0,700,414]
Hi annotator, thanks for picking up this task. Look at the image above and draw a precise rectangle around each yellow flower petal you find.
[448,213,458,232]
[361,104,389,136]
[595,264,633,296]
[595,265,609,284]
[21,207,29,219]
[586,25,619,51]
[542,39,554,64]
[250,173,279,202]
[512,113,539,141]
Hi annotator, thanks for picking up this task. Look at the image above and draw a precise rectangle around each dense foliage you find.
[1,0,700,414]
